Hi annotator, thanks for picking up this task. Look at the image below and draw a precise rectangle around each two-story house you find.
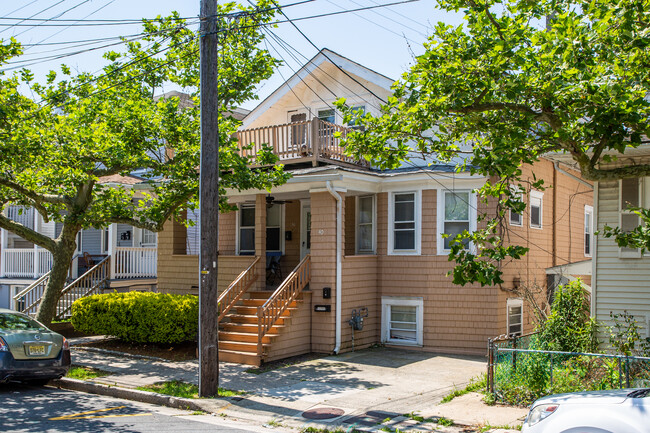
[155,49,594,365]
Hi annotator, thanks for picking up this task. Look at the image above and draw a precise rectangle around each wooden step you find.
[219,349,262,366]
[219,340,270,353]
[241,299,301,308]
[233,306,298,316]
[219,331,278,344]
[220,322,285,334]
[247,291,274,299]
[228,314,288,325]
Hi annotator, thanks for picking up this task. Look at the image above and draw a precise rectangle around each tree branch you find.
[467,0,505,42]
[0,213,57,251]
[0,177,69,206]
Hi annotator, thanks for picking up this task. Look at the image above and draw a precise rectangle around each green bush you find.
[71,292,198,344]
[538,279,598,353]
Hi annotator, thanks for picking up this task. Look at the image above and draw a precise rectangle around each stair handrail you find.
[12,271,51,314]
[257,254,311,355]
[55,256,111,320]
[218,256,260,322]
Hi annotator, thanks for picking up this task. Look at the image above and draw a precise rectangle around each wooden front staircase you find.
[218,255,311,366]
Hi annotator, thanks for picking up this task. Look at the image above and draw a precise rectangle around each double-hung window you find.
[584,205,593,257]
[530,190,543,229]
[389,192,420,254]
[141,229,157,247]
[356,195,375,254]
[619,178,642,258]
[438,190,476,254]
[266,204,282,252]
[507,299,523,336]
[509,188,523,226]
[238,205,255,255]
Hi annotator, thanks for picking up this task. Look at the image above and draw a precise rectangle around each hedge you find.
[71,292,198,344]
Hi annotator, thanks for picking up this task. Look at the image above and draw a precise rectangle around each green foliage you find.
[338,0,650,286]
[608,310,650,356]
[440,375,486,403]
[136,380,246,398]
[66,365,111,380]
[437,417,454,427]
[71,292,198,344]
[0,1,289,325]
[538,280,598,353]
[601,206,650,253]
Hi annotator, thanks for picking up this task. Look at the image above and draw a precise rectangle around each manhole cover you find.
[302,407,345,420]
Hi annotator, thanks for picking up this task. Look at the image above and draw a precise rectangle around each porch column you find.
[0,228,6,277]
[108,224,117,280]
[33,210,39,278]
[255,194,267,290]
[309,189,346,353]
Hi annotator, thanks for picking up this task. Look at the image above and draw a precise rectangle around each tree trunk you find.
[35,225,79,326]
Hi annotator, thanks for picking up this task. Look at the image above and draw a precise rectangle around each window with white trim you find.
[389,192,420,254]
[584,205,593,257]
[141,229,157,247]
[356,195,375,254]
[530,191,543,229]
[442,191,470,250]
[238,205,255,255]
[507,299,523,336]
[348,105,366,130]
[381,297,423,346]
[619,178,642,258]
[509,188,523,226]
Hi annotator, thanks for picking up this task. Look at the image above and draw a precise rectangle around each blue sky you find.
[1,0,463,109]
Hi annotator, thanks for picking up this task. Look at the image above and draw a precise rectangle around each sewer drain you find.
[302,408,345,420]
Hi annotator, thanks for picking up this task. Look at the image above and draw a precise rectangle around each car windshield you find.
[0,313,48,331]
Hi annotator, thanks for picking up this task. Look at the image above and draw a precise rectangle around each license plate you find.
[28,345,46,356]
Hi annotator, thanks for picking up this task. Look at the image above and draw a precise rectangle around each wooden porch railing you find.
[55,256,110,320]
[13,272,50,315]
[236,118,369,168]
[217,256,260,322]
[257,254,311,356]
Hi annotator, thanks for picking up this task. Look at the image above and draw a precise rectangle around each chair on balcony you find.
[266,252,283,286]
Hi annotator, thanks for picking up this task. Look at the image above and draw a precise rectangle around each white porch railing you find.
[1,248,53,278]
[114,247,157,279]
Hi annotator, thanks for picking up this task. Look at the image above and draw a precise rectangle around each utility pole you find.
[199,0,220,397]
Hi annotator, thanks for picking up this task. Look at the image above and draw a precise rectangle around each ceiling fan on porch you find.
[266,195,292,207]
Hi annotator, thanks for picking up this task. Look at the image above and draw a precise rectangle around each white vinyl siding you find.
[594,179,650,341]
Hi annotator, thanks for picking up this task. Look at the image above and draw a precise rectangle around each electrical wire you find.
[4,0,43,18]
[12,0,93,38]
[0,0,66,35]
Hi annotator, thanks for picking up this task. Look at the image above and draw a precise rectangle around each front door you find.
[300,201,311,259]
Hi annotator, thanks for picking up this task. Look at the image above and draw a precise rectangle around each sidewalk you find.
[61,338,527,433]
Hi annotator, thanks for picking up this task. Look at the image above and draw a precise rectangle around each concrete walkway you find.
[65,340,527,433]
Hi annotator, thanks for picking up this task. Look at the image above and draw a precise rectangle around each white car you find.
[522,388,650,432]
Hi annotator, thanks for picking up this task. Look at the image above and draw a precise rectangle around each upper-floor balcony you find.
[236,117,370,169]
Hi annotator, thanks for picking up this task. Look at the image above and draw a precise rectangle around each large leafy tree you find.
[338,0,650,286]
[0,1,287,325]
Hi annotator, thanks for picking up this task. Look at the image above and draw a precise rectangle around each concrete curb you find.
[51,378,230,413]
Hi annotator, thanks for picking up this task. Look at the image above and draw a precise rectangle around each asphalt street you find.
[1,383,266,433]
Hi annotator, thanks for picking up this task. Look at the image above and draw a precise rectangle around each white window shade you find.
[186,208,200,255]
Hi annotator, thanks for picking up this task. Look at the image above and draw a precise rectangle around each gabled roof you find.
[242,48,395,128]
[98,174,144,186]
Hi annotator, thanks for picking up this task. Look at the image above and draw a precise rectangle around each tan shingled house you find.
[156,49,594,365]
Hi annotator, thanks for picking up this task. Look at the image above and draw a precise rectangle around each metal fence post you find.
[618,357,623,389]
[626,356,630,388]
[487,339,494,395]
[550,353,554,388]
[512,335,518,370]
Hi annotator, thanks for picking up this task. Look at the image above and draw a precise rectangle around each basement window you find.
[381,297,423,346]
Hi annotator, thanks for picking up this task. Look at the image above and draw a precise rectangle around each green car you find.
[0,308,71,385]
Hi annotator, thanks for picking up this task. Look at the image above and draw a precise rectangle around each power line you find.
[0,0,66,35]
[4,0,42,18]
[13,0,93,38]
[366,0,431,32]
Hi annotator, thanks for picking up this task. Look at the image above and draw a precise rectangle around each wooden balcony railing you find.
[236,118,369,168]
[257,254,310,356]
[217,256,260,322]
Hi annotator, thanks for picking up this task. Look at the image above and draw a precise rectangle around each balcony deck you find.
[236,118,370,169]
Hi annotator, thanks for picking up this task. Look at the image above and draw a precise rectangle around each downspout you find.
[554,161,593,190]
[326,180,342,355]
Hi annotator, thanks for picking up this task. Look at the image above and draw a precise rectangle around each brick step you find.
[233,306,298,316]
[220,322,285,334]
[219,340,268,353]
[219,331,278,344]
[227,314,288,325]
[219,349,262,366]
